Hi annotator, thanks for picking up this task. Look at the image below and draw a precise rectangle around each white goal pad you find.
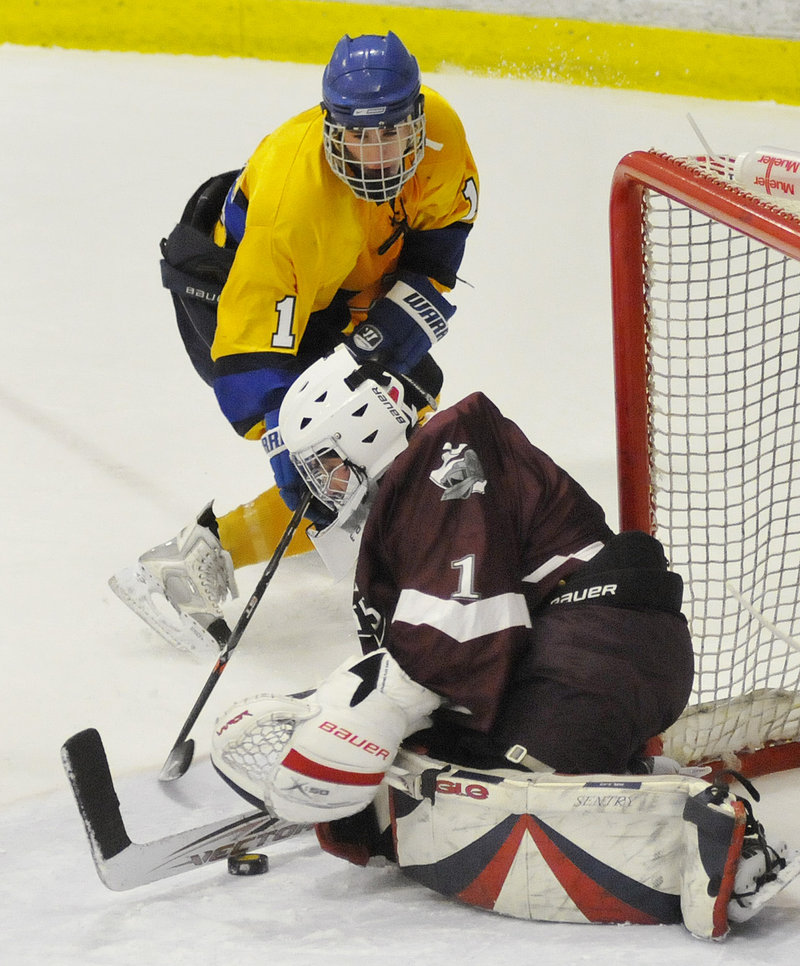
[385,750,799,940]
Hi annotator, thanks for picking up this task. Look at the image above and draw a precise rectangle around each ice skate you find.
[727,810,800,923]
[109,503,238,654]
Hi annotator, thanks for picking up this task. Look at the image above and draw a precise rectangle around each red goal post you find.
[610,150,800,777]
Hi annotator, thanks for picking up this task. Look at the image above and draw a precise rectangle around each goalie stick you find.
[62,727,312,891]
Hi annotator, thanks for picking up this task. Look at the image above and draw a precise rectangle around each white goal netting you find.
[613,153,800,767]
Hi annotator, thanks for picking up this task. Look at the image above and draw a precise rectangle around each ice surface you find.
[2,42,800,964]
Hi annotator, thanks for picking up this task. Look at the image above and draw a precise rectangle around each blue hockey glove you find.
[347,270,455,373]
[263,412,334,529]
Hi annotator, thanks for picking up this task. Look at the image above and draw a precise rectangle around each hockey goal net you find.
[610,150,800,777]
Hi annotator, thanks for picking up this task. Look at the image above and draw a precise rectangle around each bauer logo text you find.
[320,721,391,760]
[550,584,617,606]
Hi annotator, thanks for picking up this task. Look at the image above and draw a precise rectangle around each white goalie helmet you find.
[279,345,419,529]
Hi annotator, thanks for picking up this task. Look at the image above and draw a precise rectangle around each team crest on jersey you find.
[430,443,487,501]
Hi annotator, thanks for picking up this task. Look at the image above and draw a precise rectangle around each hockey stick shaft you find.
[160,492,312,780]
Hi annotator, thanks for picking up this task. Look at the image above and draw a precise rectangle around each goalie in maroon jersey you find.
[212,344,694,821]
[211,348,800,934]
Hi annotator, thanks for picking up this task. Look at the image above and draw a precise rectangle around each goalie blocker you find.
[326,750,800,941]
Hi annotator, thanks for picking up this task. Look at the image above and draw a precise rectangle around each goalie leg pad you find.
[388,752,800,938]
[390,751,694,926]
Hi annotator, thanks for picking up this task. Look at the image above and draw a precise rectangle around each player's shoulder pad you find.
[420,86,469,147]
[242,106,337,226]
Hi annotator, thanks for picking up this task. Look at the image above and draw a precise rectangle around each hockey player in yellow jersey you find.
[211,83,477,441]
[110,32,479,652]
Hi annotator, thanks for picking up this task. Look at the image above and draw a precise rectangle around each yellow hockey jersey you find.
[210,86,479,437]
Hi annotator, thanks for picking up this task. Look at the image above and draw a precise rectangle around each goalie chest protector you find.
[387,751,746,940]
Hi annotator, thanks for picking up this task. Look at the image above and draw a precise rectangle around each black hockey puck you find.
[227,852,270,876]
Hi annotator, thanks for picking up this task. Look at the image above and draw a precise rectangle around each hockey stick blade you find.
[61,728,312,891]
[159,737,195,782]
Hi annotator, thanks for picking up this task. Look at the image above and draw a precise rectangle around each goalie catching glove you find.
[211,649,441,823]
[346,270,455,373]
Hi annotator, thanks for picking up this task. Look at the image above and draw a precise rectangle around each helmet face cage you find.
[323,109,425,203]
[279,347,419,527]
[291,439,366,515]
[322,32,426,203]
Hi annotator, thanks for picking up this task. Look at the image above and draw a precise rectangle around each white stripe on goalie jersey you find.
[393,588,531,643]
[522,541,606,585]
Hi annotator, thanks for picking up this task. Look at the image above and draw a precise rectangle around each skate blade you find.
[108,564,221,655]
[728,847,800,923]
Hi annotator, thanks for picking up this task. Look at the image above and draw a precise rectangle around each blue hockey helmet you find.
[321,33,426,202]
[322,32,423,128]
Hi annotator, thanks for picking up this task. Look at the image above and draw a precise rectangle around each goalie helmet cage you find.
[610,150,800,778]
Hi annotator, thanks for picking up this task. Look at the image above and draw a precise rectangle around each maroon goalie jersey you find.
[354,392,614,730]
[354,392,693,772]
